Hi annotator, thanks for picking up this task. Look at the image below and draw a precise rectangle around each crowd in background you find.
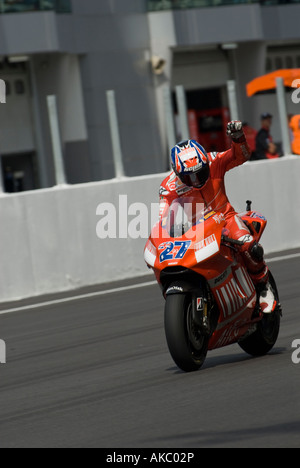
[244,112,300,161]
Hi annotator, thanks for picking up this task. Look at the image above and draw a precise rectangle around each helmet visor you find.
[179,165,210,189]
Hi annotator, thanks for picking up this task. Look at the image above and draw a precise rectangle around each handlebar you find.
[221,235,245,246]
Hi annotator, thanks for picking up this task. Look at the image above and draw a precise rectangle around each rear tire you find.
[239,272,281,357]
[164,294,209,372]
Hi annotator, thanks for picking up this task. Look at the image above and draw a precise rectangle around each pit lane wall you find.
[0,156,299,303]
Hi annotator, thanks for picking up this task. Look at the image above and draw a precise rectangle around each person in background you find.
[254,113,279,160]
[4,166,15,193]
[289,114,300,155]
[243,122,257,161]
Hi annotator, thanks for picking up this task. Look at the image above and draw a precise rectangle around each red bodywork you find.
[144,200,267,350]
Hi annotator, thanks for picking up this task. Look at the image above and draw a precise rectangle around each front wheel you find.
[164,294,209,372]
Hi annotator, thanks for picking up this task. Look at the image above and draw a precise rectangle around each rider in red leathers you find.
[159,121,275,313]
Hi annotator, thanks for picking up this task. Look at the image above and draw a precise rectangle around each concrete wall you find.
[225,155,300,253]
[0,156,299,304]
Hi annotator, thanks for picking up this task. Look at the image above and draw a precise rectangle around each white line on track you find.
[0,251,299,316]
[0,281,157,316]
[267,252,300,263]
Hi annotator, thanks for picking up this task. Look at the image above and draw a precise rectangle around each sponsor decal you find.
[176,184,193,196]
[250,211,266,221]
[159,186,169,197]
[194,233,219,263]
[204,210,216,220]
[213,269,229,285]
[238,234,253,244]
[166,286,184,294]
[213,213,226,224]
[195,234,217,252]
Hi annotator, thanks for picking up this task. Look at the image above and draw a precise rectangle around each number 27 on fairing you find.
[159,241,191,263]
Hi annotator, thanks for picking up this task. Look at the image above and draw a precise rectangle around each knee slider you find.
[250,242,264,262]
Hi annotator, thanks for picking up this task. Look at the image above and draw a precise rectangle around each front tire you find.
[164,294,209,372]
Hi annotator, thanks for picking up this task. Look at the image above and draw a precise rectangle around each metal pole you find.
[30,58,49,188]
[227,80,239,121]
[106,90,125,179]
[47,95,67,185]
[276,77,291,156]
[163,85,176,166]
[0,77,5,192]
[175,85,190,141]
[0,157,4,193]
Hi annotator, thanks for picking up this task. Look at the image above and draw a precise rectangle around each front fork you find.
[191,285,219,337]
[192,296,209,334]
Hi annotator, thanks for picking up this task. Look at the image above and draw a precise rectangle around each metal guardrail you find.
[0,0,71,14]
[147,0,300,11]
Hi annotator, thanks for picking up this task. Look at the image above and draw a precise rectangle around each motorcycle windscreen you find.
[165,197,205,240]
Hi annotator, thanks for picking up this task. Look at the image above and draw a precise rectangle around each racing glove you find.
[226,120,245,142]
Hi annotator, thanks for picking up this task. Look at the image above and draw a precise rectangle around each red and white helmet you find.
[171,140,210,189]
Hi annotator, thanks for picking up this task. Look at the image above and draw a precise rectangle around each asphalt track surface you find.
[0,253,299,448]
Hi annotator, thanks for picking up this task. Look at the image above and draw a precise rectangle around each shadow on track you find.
[166,347,286,374]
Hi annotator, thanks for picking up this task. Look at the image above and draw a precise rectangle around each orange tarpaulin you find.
[246,69,300,97]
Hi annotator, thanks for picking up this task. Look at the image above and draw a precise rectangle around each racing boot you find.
[242,242,277,314]
[259,281,277,314]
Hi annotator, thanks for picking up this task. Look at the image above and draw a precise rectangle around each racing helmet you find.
[171,140,210,189]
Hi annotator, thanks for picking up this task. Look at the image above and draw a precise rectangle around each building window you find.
[15,79,25,95]
[274,56,283,70]
[266,57,272,72]
[285,56,294,68]
[5,80,11,95]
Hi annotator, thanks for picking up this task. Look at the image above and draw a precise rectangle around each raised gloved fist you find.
[226,120,244,140]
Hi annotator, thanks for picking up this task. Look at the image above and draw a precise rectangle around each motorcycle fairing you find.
[144,209,226,281]
[207,263,258,350]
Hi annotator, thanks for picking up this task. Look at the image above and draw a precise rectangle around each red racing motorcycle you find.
[144,198,282,372]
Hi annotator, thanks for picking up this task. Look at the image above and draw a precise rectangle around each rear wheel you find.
[239,272,282,356]
[164,294,209,372]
